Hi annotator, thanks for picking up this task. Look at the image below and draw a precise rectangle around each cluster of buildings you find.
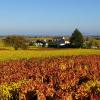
[30,37,70,48]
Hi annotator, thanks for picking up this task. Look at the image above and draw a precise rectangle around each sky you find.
[0,0,100,36]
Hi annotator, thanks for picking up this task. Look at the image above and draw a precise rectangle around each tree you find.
[88,39,100,48]
[95,40,100,48]
[70,29,84,48]
[3,36,28,50]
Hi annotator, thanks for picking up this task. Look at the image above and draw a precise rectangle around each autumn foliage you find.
[0,55,100,100]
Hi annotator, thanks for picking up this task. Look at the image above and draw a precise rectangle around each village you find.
[29,36,100,49]
[29,36,70,48]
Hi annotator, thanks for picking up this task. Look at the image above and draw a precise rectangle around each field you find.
[0,49,100,61]
[0,38,100,99]
[0,55,100,99]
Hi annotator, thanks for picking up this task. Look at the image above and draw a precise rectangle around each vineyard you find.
[0,55,100,100]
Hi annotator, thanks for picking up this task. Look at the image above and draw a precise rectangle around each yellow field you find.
[0,49,100,61]
[30,37,53,40]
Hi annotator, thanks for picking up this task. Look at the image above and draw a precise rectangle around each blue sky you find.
[0,0,100,36]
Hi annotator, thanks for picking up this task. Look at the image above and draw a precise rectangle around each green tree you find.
[3,36,28,50]
[70,29,84,48]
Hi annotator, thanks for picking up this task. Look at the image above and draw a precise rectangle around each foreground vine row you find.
[0,55,100,100]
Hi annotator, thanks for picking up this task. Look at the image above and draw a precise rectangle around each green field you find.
[0,49,100,61]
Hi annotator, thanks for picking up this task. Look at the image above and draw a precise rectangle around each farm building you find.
[48,36,70,48]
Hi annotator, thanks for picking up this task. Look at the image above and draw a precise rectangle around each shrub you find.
[3,36,28,50]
